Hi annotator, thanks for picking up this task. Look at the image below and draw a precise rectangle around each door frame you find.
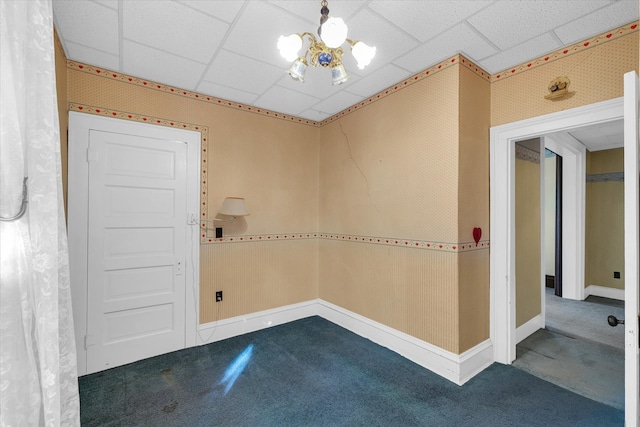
[623,70,639,426]
[490,97,623,364]
[68,112,201,375]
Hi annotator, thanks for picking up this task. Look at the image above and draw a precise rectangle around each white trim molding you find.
[196,300,318,345]
[317,300,493,386]
[516,314,544,344]
[584,285,625,301]
[490,97,624,365]
[196,299,493,386]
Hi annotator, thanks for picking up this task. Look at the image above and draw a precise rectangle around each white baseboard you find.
[316,300,493,386]
[196,299,494,386]
[196,300,318,345]
[584,285,625,301]
[516,314,543,344]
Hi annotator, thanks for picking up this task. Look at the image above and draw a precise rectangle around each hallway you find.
[513,289,625,409]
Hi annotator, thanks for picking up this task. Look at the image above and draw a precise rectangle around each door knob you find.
[607,315,624,327]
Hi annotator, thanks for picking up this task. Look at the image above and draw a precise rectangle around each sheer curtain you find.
[0,0,80,425]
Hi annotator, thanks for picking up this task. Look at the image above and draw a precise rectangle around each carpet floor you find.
[513,289,625,410]
[79,316,623,426]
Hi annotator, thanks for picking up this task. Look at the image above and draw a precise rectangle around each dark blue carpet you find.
[79,316,623,426]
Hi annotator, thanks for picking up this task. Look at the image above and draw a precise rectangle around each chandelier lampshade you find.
[277,0,375,85]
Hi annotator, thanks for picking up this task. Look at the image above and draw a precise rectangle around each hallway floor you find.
[513,289,625,410]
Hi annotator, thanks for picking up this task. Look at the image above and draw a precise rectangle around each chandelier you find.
[277,0,376,85]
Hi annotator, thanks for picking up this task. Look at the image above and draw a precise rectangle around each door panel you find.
[86,130,187,373]
[623,70,639,426]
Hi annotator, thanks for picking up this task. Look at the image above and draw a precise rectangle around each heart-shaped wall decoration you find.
[473,227,482,246]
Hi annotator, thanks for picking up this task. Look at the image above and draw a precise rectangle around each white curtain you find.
[0,0,80,425]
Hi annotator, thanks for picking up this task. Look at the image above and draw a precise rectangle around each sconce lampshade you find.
[218,197,250,217]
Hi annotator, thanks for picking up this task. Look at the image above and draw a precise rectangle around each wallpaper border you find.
[64,20,637,129]
[490,21,638,82]
[66,60,324,127]
[205,232,490,253]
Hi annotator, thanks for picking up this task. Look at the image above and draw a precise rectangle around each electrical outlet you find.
[613,271,621,279]
[216,291,223,302]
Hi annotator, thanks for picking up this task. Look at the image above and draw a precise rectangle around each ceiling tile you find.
[368,0,492,42]
[567,120,624,151]
[203,49,284,94]
[253,85,321,116]
[123,0,228,64]
[196,81,259,105]
[341,7,420,72]
[344,64,411,97]
[310,90,365,116]
[53,0,119,55]
[269,0,366,22]
[175,0,246,24]
[478,32,562,74]
[555,1,639,45]
[394,22,497,72]
[468,1,609,50]
[123,40,207,90]
[93,0,117,10]
[276,65,360,99]
[223,1,313,68]
[65,41,120,71]
[53,0,639,121]
[296,109,331,121]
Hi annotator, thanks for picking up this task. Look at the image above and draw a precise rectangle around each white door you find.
[86,130,187,373]
[624,70,640,426]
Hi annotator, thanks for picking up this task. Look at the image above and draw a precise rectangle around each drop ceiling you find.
[53,0,638,123]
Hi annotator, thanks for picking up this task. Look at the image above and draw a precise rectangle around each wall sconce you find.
[201,197,249,232]
[215,197,250,221]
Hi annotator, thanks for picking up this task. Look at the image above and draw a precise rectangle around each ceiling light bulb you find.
[321,17,348,48]
[277,34,303,62]
[351,41,376,69]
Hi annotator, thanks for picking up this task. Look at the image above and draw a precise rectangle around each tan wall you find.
[585,149,624,290]
[457,66,491,351]
[319,67,460,242]
[515,154,541,328]
[319,63,490,353]
[65,65,319,324]
[491,32,638,127]
[57,22,637,356]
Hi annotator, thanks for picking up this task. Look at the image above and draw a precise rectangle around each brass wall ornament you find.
[544,76,573,100]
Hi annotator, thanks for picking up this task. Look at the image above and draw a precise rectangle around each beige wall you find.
[65,64,319,324]
[491,32,638,127]
[319,63,490,354]
[56,22,637,356]
[515,152,542,327]
[585,149,624,290]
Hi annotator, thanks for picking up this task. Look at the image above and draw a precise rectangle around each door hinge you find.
[86,148,98,163]
[84,334,97,350]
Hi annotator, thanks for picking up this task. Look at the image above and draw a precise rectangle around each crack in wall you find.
[338,121,384,223]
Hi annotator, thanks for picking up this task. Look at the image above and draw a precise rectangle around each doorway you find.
[68,112,201,375]
[490,97,623,364]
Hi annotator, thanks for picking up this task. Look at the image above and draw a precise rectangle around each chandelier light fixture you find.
[277,0,376,85]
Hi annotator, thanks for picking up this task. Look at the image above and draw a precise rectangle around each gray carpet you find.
[546,288,625,349]
[513,289,625,410]
[79,316,623,426]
